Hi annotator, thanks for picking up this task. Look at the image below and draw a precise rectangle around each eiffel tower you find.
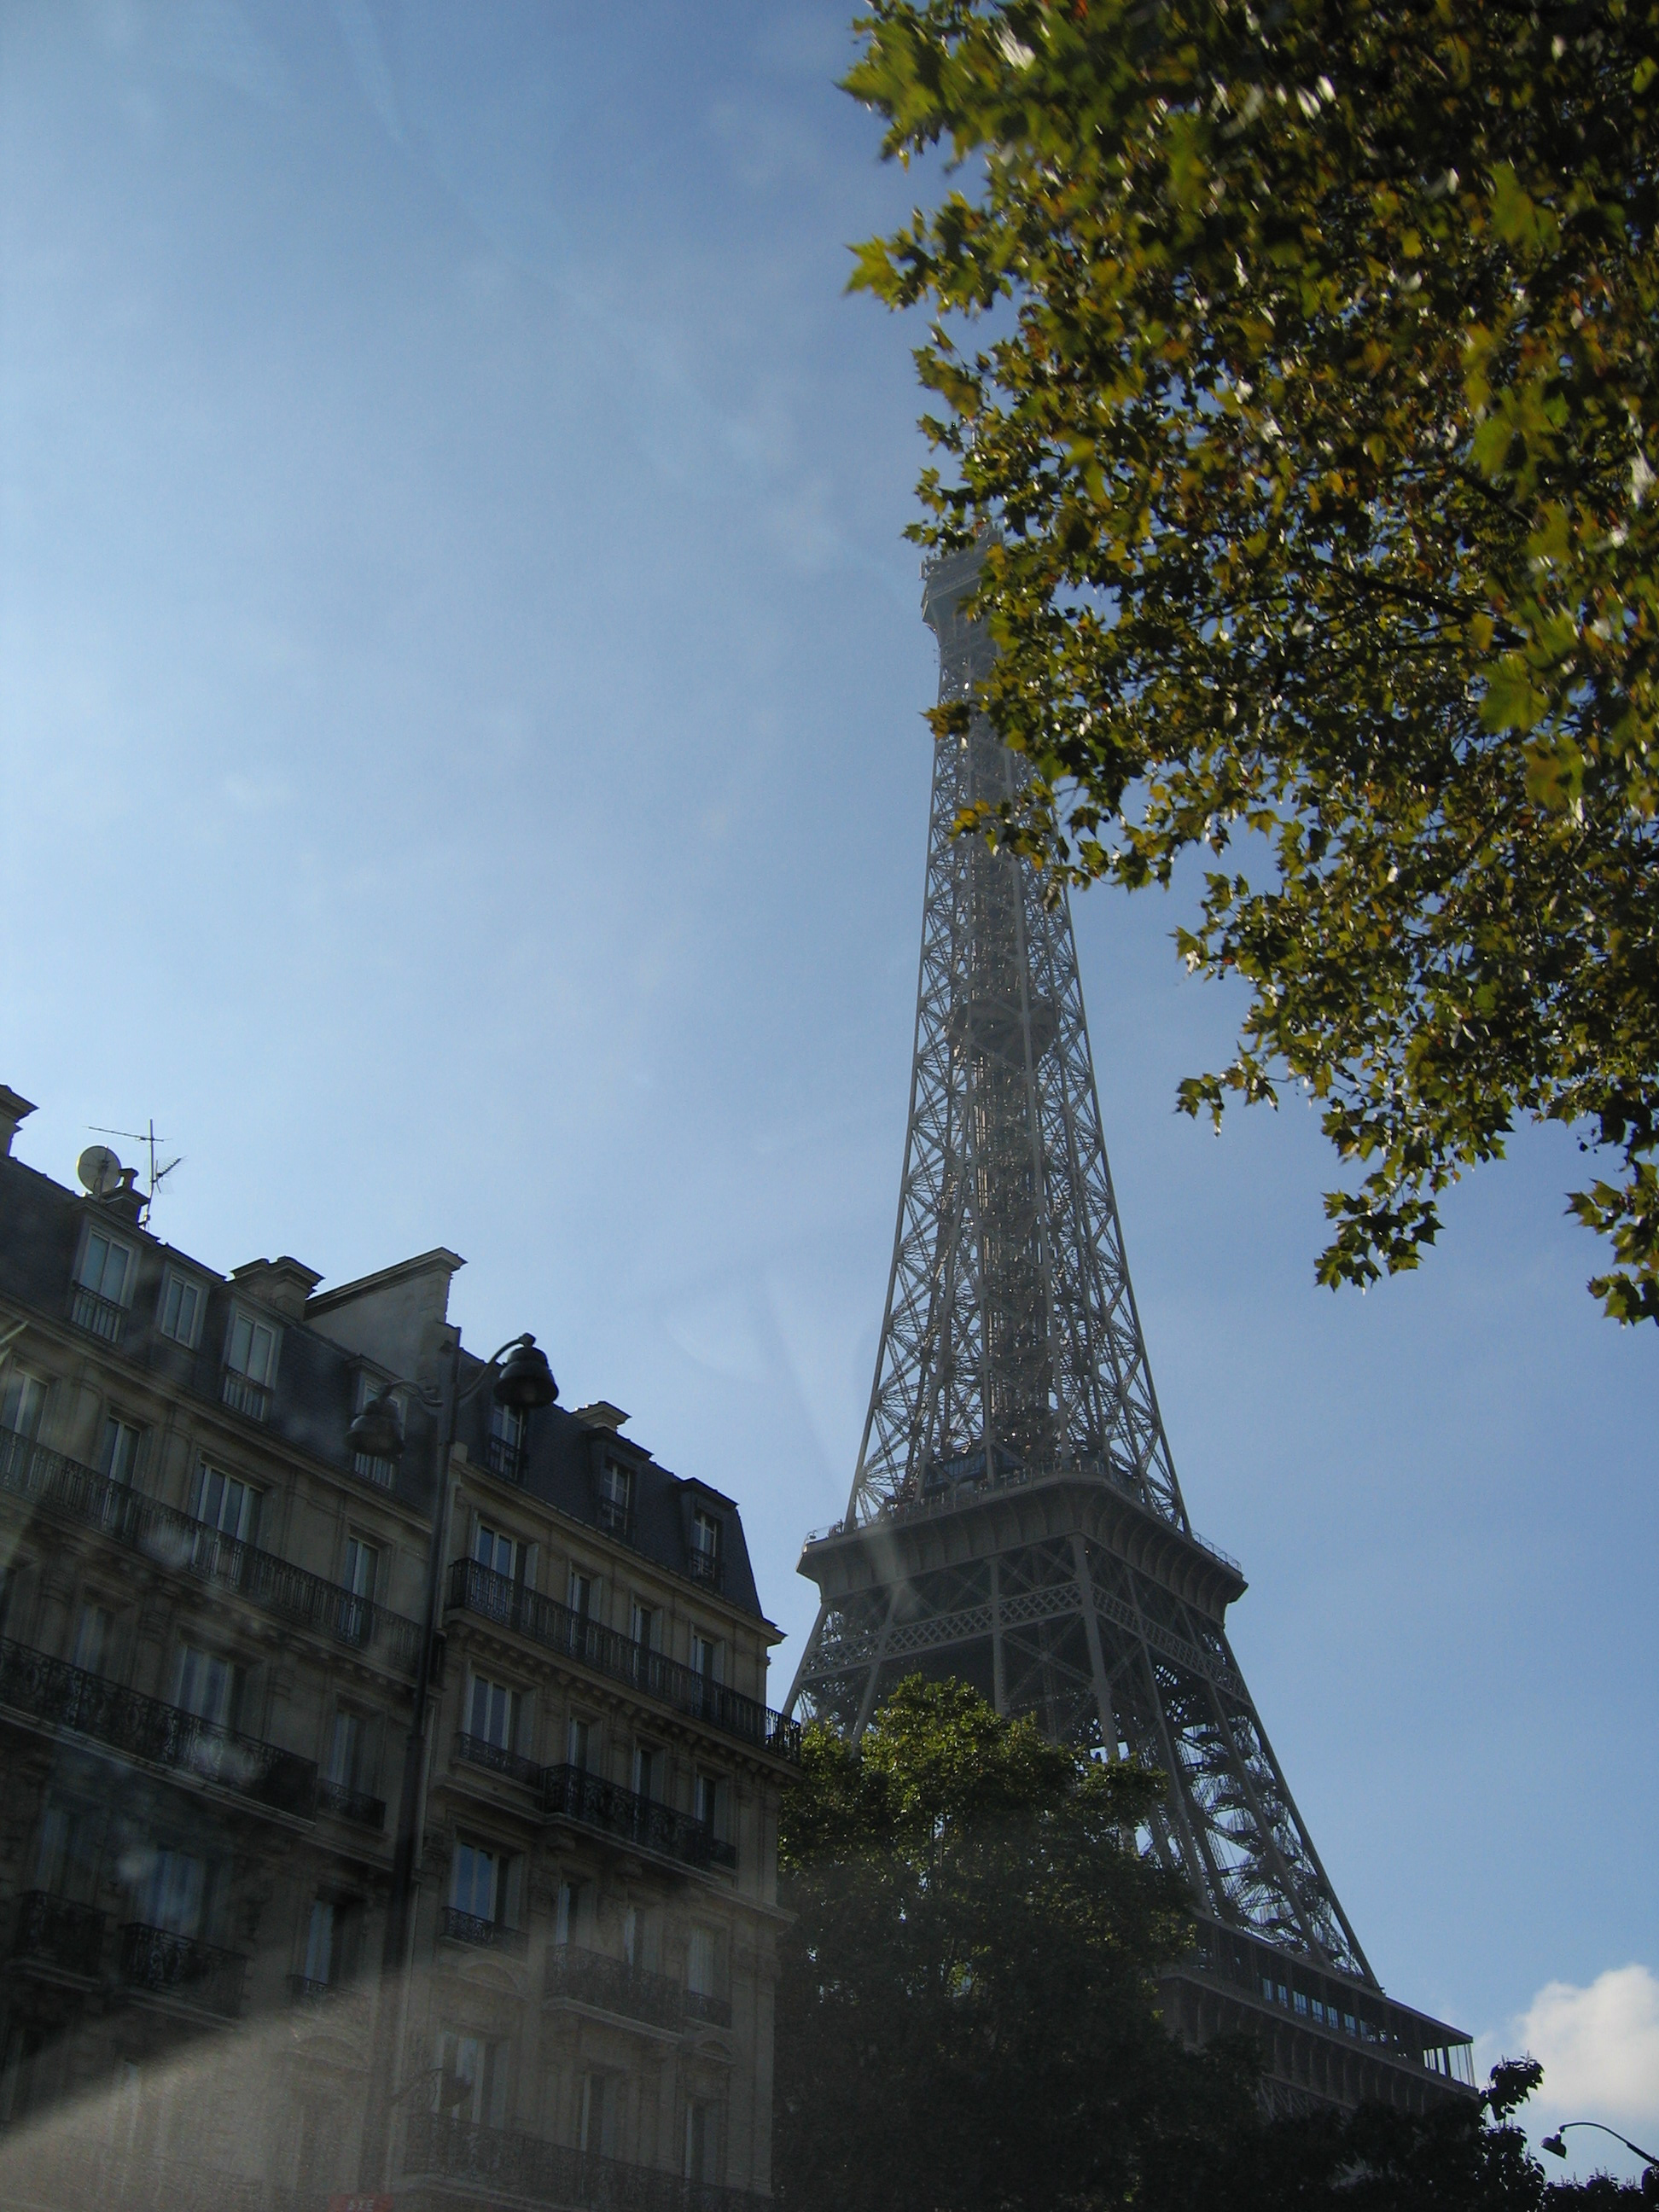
[788,543,1473,2114]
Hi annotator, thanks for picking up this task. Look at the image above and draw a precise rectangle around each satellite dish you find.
[77,1145,124,1198]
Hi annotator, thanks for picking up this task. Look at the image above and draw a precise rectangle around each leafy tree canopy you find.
[773,1676,1256,2212]
[846,0,1659,1318]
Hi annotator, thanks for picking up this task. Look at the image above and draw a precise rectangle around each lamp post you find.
[352,1330,557,2186]
[1541,2122,1659,2180]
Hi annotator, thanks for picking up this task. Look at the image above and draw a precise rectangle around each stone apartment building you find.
[0,1084,797,2212]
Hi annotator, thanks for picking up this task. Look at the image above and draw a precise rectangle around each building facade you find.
[0,1086,796,2212]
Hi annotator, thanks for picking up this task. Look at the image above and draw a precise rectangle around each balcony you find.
[543,1943,683,2029]
[317,1777,387,1828]
[69,1284,125,1344]
[0,1429,424,1672]
[439,1906,528,1956]
[0,1636,318,1818]
[404,2111,765,2212]
[686,1549,721,1591]
[119,1921,245,2017]
[12,1889,106,1978]
[456,1732,544,1790]
[683,1988,733,2029]
[595,1493,633,1541]
[446,1558,800,1763]
[542,1764,735,1873]
[287,1974,373,2029]
[220,1370,271,1423]
[485,1434,526,1484]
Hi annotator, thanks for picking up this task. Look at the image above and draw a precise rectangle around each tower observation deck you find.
[787,542,1474,2115]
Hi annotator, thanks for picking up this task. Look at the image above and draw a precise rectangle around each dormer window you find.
[597,1459,632,1539]
[487,1400,526,1483]
[157,1268,203,1349]
[690,1508,722,1587]
[72,1228,133,1343]
[222,1308,278,1422]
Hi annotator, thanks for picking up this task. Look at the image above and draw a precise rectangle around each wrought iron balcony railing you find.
[0,1429,424,1672]
[316,1777,387,1828]
[286,1974,373,2028]
[456,1732,544,1790]
[439,1906,528,1955]
[486,1433,527,1484]
[683,1988,733,2029]
[12,1889,106,1977]
[69,1284,125,1343]
[542,1763,735,1872]
[0,1636,318,1817]
[595,1493,633,1540]
[543,1943,684,2029]
[404,2111,765,2212]
[119,1921,245,2016]
[686,1550,722,1590]
[220,1370,271,1423]
[446,1557,800,1762]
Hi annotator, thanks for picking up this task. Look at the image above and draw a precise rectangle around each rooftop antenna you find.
[89,1121,182,1225]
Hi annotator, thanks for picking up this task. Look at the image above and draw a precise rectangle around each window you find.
[633,1744,661,1802]
[554,1878,586,1948]
[450,1842,520,1931]
[579,2071,616,2158]
[474,1522,516,1580]
[225,1309,278,1388]
[568,1715,592,1771]
[686,1925,717,1999]
[630,1600,658,1652]
[597,1459,632,1537]
[684,2098,719,2185]
[326,1710,362,1789]
[691,1633,720,1683]
[97,1417,142,1485]
[468,1673,521,1753]
[0,1371,45,1441]
[690,1508,721,1584]
[487,1399,526,1480]
[156,1269,202,1348]
[70,1603,112,1675]
[35,1803,96,1900]
[303,1899,337,1988]
[435,2032,509,2130]
[73,1226,132,1341]
[141,1848,207,1937]
[693,1772,726,1838]
[568,1569,596,1619]
[192,1464,259,1545]
[177,1643,241,1730]
[340,1538,377,1639]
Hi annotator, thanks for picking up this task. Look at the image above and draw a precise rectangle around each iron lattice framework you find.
[789,542,1376,1986]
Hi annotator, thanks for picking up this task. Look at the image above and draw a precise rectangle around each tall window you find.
[340,1538,377,1640]
[142,1848,207,1937]
[693,1772,726,1837]
[193,1464,258,1545]
[630,1600,658,1652]
[156,1270,201,1348]
[691,1633,720,1683]
[686,1926,717,1999]
[0,1371,45,1441]
[568,1569,596,1619]
[487,1399,526,1480]
[225,1310,278,1388]
[450,1842,519,1932]
[468,1674,521,1754]
[326,1709,362,1789]
[76,1229,131,1308]
[70,1603,112,1675]
[474,1522,515,1579]
[35,1803,95,1899]
[684,2099,719,2185]
[97,1417,141,1485]
[567,1715,592,1772]
[303,1898,336,1988]
[177,1644,240,1731]
[436,2032,509,2129]
[690,1508,721,1583]
[579,2072,616,2158]
[597,1459,632,1537]
[633,1744,661,1803]
[555,1877,586,1948]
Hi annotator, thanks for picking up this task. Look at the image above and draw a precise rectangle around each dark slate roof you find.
[454,1358,764,1617]
[0,1153,767,1617]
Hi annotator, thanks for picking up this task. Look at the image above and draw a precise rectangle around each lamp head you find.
[348,1388,405,1461]
[1541,2135,1566,2160]
[494,1333,557,1412]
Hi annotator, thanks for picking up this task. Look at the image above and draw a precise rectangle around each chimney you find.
[230,1256,324,1321]
[574,1401,630,1434]
[0,1087,36,1159]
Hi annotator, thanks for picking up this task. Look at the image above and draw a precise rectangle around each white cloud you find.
[1514,1965,1659,2128]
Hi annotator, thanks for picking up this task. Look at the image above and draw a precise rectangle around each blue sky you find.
[3,1,1655,2174]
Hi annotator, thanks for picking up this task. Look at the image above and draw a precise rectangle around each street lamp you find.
[356,1330,557,2186]
[1541,2122,1658,2178]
